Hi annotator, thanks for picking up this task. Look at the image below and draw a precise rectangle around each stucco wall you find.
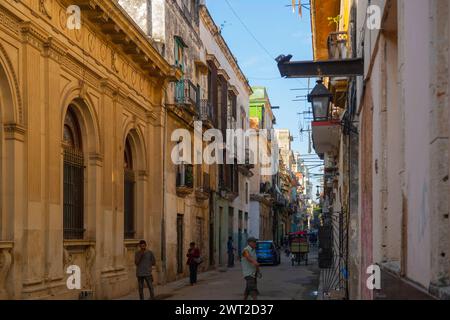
[399,0,431,288]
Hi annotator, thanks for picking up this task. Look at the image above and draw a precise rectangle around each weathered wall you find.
[0,0,170,299]
[398,0,431,288]
[359,83,373,300]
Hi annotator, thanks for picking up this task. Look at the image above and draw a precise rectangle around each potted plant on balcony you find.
[327,15,348,59]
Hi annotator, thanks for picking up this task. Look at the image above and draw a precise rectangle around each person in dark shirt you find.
[135,240,156,300]
[186,242,201,285]
[227,236,235,267]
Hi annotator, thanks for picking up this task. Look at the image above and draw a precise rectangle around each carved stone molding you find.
[20,21,49,51]
[3,123,26,141]
[0,8,20,37]
[0,42,23,123]
[43,37,68,63]
[62,248,72,269]
[0,242,13,298]
[85,245,96,288]
[88,152,103,166]
[111,52,119,73]
[39,0,52,19]
[100,78,119,98]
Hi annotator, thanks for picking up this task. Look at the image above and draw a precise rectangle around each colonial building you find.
[0,0,180,299]
[304,0,450,299]
[248,87,277,241]
[199,5,253,267]
[120,0,213,283]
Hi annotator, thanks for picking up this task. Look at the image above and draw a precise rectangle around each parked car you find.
[256,240,281,265]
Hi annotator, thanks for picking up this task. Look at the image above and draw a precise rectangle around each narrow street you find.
[119,248,319,300]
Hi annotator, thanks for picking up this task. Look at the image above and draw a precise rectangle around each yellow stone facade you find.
[0,0,180,299]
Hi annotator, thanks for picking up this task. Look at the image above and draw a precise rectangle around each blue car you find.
[256,241,281,265]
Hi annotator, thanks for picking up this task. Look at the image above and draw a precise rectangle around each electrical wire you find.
[223,0,275,63]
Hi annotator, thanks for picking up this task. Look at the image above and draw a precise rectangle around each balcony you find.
[199,99,214,127]
[176,163,194,196]
[311,106,342,156]
[327,32,348,60]
[195,172,210,200]
[238,148,254,177]
[175,79,198,113]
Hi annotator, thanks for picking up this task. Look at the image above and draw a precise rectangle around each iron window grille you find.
[63,147,85,239]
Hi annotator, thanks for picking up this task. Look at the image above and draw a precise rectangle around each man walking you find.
[241,237,260,300]
[135,240,156,300]
[227,236,235,267]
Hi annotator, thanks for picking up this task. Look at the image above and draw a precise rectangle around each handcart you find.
[289,231,309,266]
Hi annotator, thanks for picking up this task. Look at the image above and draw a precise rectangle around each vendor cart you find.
[289,231,309,266]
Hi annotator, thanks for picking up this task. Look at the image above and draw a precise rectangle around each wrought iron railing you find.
[175,79,198,107]
[327,31,349,60]
[200,99,214,123]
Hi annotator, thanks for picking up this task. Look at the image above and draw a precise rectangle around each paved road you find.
[119,247,319,300]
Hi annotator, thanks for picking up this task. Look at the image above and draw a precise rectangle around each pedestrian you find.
[135,240,156,300]
[227,236,235,267]
[241,237,260,300]
[186,242,201,285]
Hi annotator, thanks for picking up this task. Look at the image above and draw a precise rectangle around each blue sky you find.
[206,0,323,187]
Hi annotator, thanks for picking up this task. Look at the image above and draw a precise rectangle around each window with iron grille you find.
[63,108,85,240]
[124,138,135,239]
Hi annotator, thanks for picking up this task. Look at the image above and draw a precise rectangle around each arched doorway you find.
[124,136,136,239]
[62,106,85,239]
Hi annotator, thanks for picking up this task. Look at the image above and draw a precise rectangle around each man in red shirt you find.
[186,242,201,285]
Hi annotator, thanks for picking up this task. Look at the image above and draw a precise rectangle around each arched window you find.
[63,106,84,239]
[124,137,135,239]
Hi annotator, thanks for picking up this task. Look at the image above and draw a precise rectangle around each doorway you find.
[177,214,184,274]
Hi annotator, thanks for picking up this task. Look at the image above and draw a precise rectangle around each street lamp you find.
[307,79,333,121]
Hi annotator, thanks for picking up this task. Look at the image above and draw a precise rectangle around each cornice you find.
[20,20,49,51]
[3,122,26,141]
[217,68,230,82]
[206,53,220,70]
[200,5,252,95]
[43,36,68,62]
[228,85,239,96]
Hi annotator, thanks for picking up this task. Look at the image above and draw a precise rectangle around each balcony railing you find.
[175,79,198,107]
[327,32,348,60]
[200,99,214,123]
[176,163,194,189]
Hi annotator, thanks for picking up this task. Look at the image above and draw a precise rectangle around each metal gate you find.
[319,208,349,299]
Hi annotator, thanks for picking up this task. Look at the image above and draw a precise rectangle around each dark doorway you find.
[177,214,184,274]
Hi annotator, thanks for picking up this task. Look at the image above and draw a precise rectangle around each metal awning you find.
[276,56,364,78]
